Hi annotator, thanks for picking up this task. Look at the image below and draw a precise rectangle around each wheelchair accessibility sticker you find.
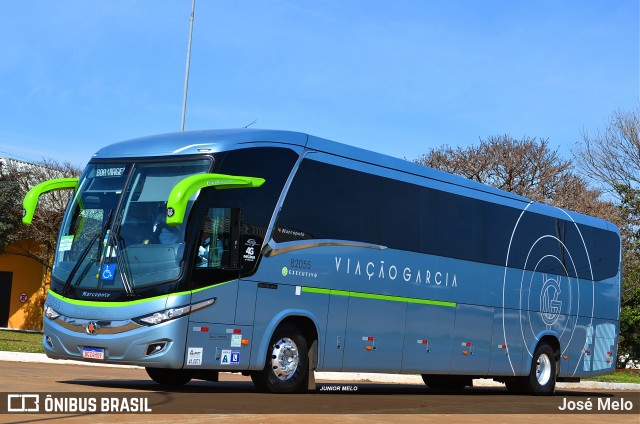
[101,264,117,282]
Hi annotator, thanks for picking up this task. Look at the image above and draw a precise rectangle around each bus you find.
[23,129,621,395]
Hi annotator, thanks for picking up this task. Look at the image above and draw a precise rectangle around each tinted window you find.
[213,147,298,231]
[191,147,298,287]
[276,159,620,281]
[274,159,421,250]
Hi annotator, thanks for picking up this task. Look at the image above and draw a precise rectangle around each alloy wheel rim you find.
[535,353,552,385]
[271,337,299,381]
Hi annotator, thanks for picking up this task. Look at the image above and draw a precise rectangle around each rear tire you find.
[145,367,192,386]
[524,343,557,395]
[252,323,309,393]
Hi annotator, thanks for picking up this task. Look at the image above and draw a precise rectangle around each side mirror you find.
[22,178,79,224]
[165,173,264,226]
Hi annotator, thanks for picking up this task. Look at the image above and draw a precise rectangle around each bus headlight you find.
[133,305,191,326]
[44,305,60,320]
[132,298,216,326]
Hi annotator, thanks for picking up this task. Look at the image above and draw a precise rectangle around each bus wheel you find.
[524,343,557,395]
[421,375,471,391]
[252,323,309,393]
[145,367,192,386]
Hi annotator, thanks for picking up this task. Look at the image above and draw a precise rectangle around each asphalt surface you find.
[0,352,639,423]
[1,351,639,391]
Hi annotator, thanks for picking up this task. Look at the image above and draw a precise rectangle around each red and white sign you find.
[18,292,28,303]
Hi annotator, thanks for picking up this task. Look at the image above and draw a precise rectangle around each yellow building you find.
[0,240,48,330]
[1,157,49,330]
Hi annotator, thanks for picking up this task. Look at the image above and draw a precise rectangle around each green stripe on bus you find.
[46,280,233,308]
[301,286,456,308]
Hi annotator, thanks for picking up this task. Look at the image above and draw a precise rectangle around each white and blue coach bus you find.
[23,129,621,395]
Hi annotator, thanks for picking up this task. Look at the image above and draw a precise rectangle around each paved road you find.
[0,361,638,423]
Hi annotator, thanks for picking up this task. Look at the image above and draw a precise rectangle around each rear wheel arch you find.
[523,336,561,395]
[507,336,560,395]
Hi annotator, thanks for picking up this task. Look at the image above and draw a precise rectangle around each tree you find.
[0,158,82,271]
[616,186,640,369]
[414,134,619,221]
[415,133,635,367]
[0,171,22,254]
[574,107,640,368]
[0,158,81,329]
[575,107,640,198]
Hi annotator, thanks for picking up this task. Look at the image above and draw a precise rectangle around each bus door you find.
[186,204,246,368]
[189,204,241,318]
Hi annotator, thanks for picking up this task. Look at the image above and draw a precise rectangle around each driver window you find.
[197,207,240,269]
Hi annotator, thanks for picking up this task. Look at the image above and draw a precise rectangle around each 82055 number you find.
[290,259,311,269]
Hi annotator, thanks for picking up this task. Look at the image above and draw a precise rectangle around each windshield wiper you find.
[112,232,137,297]
[61,232,100,294]
[95,209,114,263]
[61,209,114,294]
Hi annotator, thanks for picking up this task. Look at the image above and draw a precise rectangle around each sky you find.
[0,0,638,167]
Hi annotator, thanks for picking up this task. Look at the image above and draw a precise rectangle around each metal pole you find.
[180,0,196,131]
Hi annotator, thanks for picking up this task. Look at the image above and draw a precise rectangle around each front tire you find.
[145,367,192,386]
[251,323,309,393]
[524,343,557,395]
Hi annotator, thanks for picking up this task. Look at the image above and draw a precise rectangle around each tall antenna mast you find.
[180,0,196,131]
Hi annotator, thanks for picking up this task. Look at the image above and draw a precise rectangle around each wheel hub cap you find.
[536,353,552,385]
[271,337,299,381]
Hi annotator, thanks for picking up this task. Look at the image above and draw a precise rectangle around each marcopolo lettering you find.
[81,292,112,299]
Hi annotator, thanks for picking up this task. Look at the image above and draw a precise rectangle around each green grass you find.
[585,370,640,384]
[0,329,44,353]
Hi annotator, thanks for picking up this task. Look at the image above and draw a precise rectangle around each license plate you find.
[82,347,105,360]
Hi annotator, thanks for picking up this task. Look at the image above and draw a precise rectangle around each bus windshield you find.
[52,159,210,293]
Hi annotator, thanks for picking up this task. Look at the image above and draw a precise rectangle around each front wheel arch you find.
[252,312,319,370]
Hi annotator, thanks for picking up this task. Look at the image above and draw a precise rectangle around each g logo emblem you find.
[540,274,562,328]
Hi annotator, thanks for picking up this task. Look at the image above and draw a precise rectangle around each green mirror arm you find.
[22,177,79,224]
[166,173,265,226]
